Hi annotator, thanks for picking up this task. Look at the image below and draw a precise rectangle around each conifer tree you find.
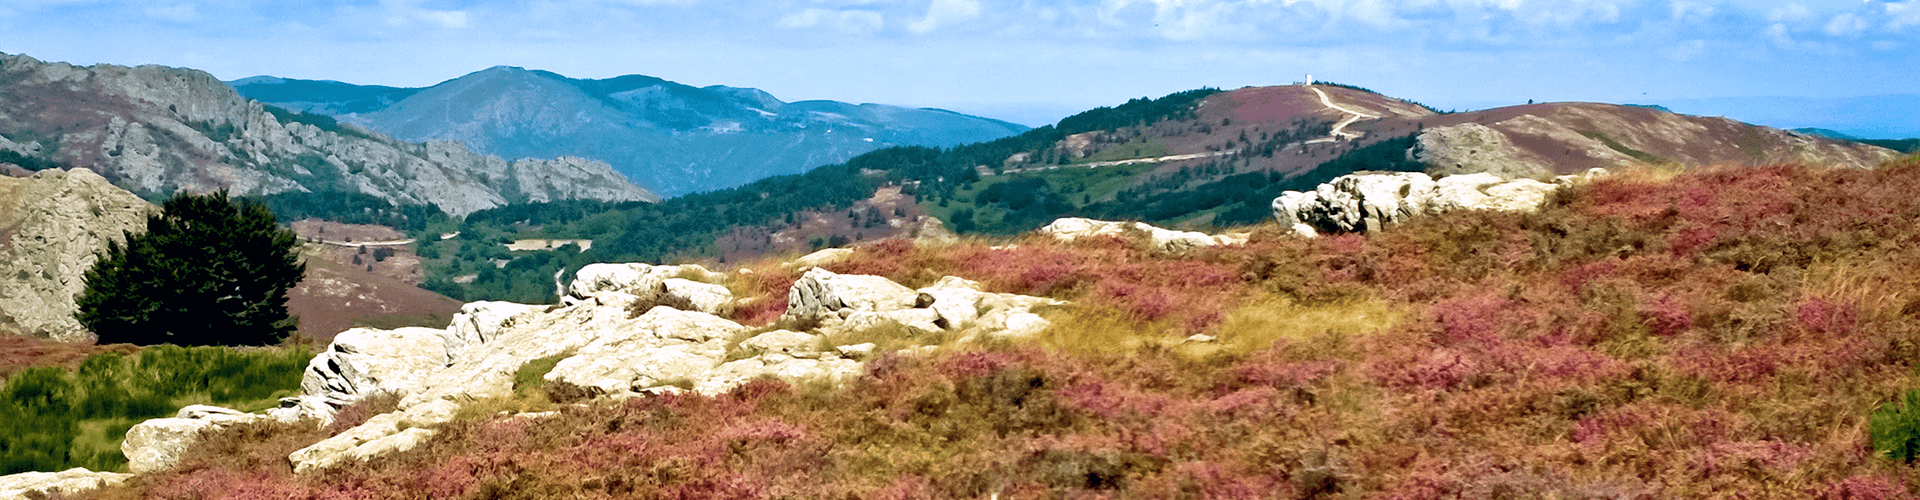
[76,192,305,346]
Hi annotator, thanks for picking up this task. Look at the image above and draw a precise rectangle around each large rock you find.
[782,268,918,322]
[122,405,265,474]
[445,301,543,349]
[302,327,459,408]
[567,262,732,314]
[288,399,461,474]
[0,468,132,498]
[1039,218,1247,253]
[696,354,864,395]
[0,168,158,341]
[541,306,749,397]
[788,248,853,269]
[1272,169,1602,236]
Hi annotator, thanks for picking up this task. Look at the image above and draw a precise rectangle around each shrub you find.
[77,191,305,346]
[1870,389,1920,463]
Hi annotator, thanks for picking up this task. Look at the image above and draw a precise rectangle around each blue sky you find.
[1,0,1915,128]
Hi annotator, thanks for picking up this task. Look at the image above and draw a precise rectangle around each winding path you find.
[1304,86,1381,144]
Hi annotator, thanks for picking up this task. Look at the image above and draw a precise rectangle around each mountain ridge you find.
[0,52,658,217]
[230,67,1030,196]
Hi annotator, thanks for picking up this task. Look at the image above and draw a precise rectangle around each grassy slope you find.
[76,157,1920,498]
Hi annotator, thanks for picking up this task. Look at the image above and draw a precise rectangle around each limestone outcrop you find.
[288,399,460,474]
[279,259,1064,474]
[1272,169,1605,236]
[301,327,461,408]
[566,262,732,314]
[0,468,132,499]
[1039,218,1249,253]
[782,267,919,323]
[121,405,269,474]
[0,168,158,341]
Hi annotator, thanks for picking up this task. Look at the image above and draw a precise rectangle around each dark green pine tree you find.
[76,192,305,346]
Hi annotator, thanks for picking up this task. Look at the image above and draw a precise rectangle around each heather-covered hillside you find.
[65,157,1920,499]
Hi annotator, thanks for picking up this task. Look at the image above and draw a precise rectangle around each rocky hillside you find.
[17,157,1920,498]
[0,167,465,344]
[0,53,657,217]
[903,83,1902,232]
[0,168,155,342]
[231,67,1030,197]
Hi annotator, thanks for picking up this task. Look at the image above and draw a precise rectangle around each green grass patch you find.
[1073,138,1168,164]
[0,344,310,474]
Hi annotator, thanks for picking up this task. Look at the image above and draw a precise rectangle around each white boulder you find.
[289,399,461,474]
[1273,169,1599,236]
[783,268,918,322]
[788,248,854,269]
[122,405,267,474]
[663,278,734,315]
[445,301,543,349]
[0,468,132,498]
[569,262,723,298]
[542,306,749,397]
[302,327,458,407]
[1039,218,1245,253]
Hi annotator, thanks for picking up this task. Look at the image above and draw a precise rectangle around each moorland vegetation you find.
[54,155,1920,498]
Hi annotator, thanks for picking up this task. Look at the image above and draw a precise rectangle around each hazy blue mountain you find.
[231,67,1030,196]
[1657,94,1920,140]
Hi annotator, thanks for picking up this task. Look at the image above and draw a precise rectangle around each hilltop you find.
[406,83,1900,307]
[232,68,1030,197]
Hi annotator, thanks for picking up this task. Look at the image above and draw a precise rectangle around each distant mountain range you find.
[1655,94,1920,140]
[230,68,1030,197]
[0,53,656,217]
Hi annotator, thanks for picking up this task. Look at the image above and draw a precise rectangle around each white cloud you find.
[779,8,885,33]
[906,0,980,34]
[1823,12,1866,37]
[1767,3,1812,23]
[1888,1,1920,30]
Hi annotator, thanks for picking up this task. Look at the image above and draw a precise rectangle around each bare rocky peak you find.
[0,52,657,218]
[0,168,157,341]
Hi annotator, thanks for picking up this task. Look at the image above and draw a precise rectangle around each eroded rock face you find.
[783,268,919,323]
[301,327,460,408]
[0,468,132,499]
[1272,169,1604,236]
[0,168,158,341]
[567,262,732,315]
[1039,218,1248,253]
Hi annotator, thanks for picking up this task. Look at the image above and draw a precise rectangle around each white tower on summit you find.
[1305,74,1314,86]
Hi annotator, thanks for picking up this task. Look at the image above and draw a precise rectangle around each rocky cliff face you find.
[0,168,157,341]
[233,67,1031,196]
[0,53,656,217]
